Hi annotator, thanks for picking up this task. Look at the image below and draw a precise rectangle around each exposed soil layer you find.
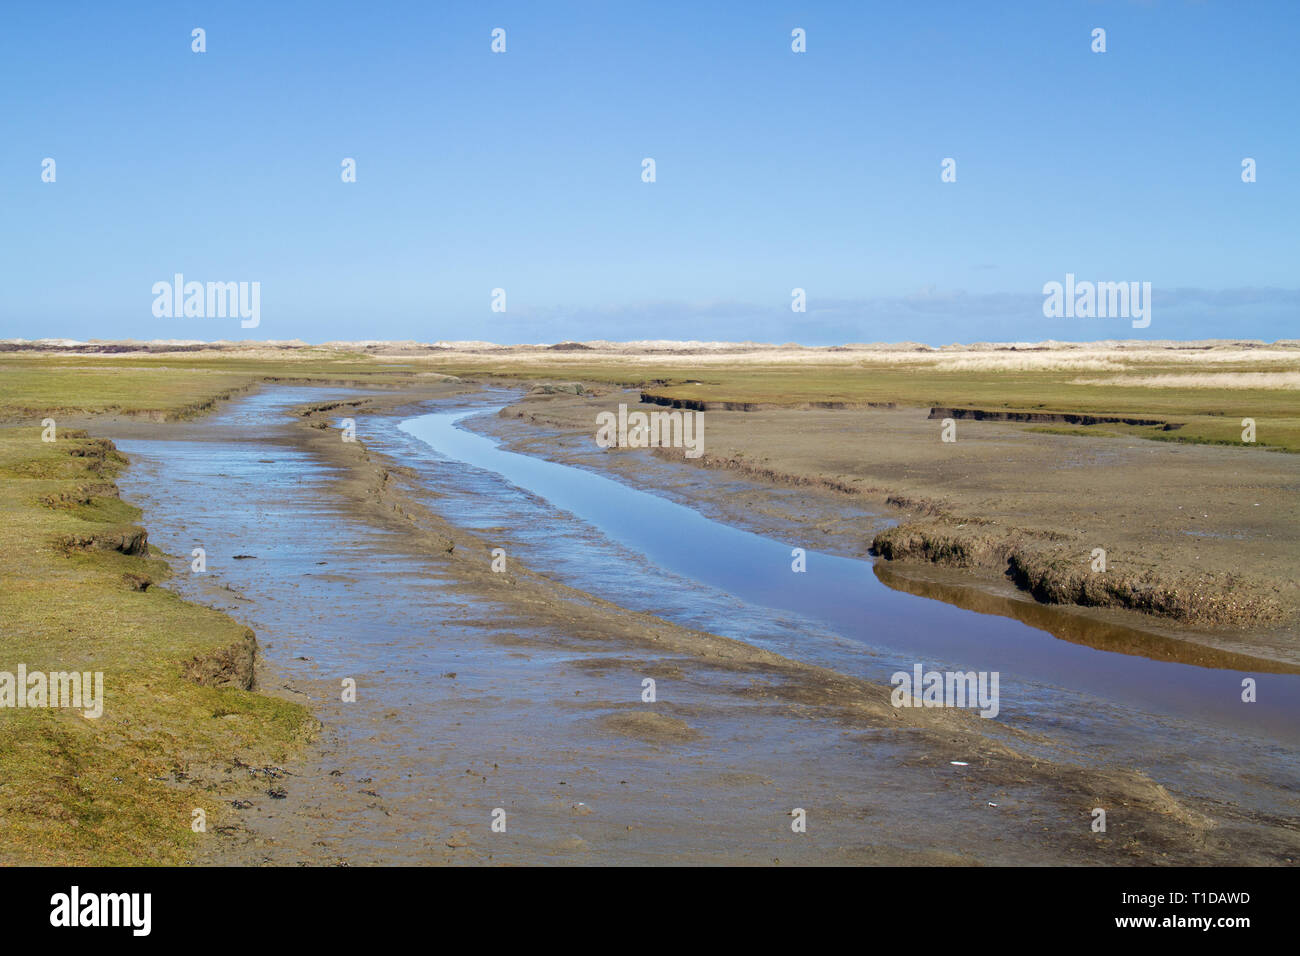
[929,406,1175,428]
[642,391,897,412]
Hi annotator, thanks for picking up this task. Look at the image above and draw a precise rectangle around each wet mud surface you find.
[101,384,1299,865]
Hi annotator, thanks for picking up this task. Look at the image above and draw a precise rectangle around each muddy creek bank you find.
[105,385,1298,864]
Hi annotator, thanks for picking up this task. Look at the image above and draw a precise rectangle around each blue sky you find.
[2,1,1296,345]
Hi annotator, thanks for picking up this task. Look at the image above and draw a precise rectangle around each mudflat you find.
[3,342,1297,866]
[111,384,1291,866]
[495,388,1300,667]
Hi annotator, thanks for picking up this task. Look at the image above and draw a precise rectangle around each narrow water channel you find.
[110,386,1298,841]
[395,405,1300,746]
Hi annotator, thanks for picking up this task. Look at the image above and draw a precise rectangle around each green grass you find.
[0,427,316,864]
[3,348,1295,449]
[0,350,418,421]
[417,356,1300,452]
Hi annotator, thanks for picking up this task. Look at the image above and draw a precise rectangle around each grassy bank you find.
[418,348,1300,452]
[0,375,333,862]
[0,349,418,422]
